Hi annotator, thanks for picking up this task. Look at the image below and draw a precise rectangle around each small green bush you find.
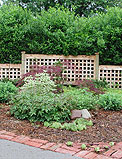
[99,93,122,110]
[1,78,20,86]
[63,89,99,110]
[0,81,18,103]
[10,92,72,122]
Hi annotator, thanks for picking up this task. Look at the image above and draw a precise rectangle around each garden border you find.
[0,130,122,159]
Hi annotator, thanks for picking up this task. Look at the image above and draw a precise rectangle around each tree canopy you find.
[0,4,122,64]
[3,0,122,16]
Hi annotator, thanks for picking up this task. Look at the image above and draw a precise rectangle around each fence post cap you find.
[95,52,99,55]
[21,51,26,54]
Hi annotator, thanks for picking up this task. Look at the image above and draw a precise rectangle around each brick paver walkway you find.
[0,130,122,159]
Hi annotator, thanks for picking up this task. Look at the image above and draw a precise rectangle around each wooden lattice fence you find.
[0,52,122,88]
[21,52,99,83]
[0,64,21,80]
[99,65,122,89]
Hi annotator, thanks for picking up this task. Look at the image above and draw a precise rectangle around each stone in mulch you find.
[81,109,91,119]
[71,110,82,120]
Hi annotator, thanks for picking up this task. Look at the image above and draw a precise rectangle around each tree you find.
[3,0,122,16]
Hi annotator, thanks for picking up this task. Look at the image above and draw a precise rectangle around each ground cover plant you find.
[44,118,93,131]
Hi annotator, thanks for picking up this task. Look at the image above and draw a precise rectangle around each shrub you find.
[1,78,20,86]
[75,79,105,95]
[10,92,72,122]
[63,89,99,110]
[98,93,122,110]
[0,81,18,103]
[17,64,63,87]
[20,72,56,95]
[92,79,108,89]
[10,73,72,122]
[0,5,122,65]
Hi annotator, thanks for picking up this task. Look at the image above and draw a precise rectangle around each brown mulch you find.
[0,104,122,144]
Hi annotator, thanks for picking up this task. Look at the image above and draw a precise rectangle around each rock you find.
[70,110,82,120]
[81,109,91,119]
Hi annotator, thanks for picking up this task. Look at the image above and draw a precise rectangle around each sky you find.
[0,0,3,5]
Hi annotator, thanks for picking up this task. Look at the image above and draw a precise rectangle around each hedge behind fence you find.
[0,5,122,65]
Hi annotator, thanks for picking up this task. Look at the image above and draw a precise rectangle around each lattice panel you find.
[0,64,21,80]
[24,54,96,83]
[99,65,122,89]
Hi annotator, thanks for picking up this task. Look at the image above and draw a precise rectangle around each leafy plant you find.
[63,89,99,110]
[109,142,115,146]
[10,74,72,122]
[95,147,100,152]
[45,118,93,132]
[92,79,108,89]
[99,93,122,110]
[10,91,72,122]
[81,144,87,150]
[0,81,18,103]
[20,72,56,95]
[50,122,62,129]
[0,78,20,86]
[66,141,73,146]
[44,121,50,127]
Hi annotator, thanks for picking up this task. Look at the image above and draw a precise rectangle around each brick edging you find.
[0,130,122,159]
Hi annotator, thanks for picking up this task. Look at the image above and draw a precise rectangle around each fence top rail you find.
[100,65,122,70]
[0,64,21,68]
[24,54,96,60]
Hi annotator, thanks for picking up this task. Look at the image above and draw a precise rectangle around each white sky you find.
[0,0,3,5]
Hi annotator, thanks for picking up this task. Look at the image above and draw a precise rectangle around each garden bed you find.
[0,104,122,144]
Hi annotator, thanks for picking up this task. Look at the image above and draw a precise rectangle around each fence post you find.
[21,51,26,77]
[95,53,99,80]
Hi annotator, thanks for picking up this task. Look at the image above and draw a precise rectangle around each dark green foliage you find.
[1,78,20,86]
[92,79,108,89]
[99,93,122,110]
[0,5,122,65]
[0,81,18,103]
[0,5,33,63]
[3,0,121,17]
